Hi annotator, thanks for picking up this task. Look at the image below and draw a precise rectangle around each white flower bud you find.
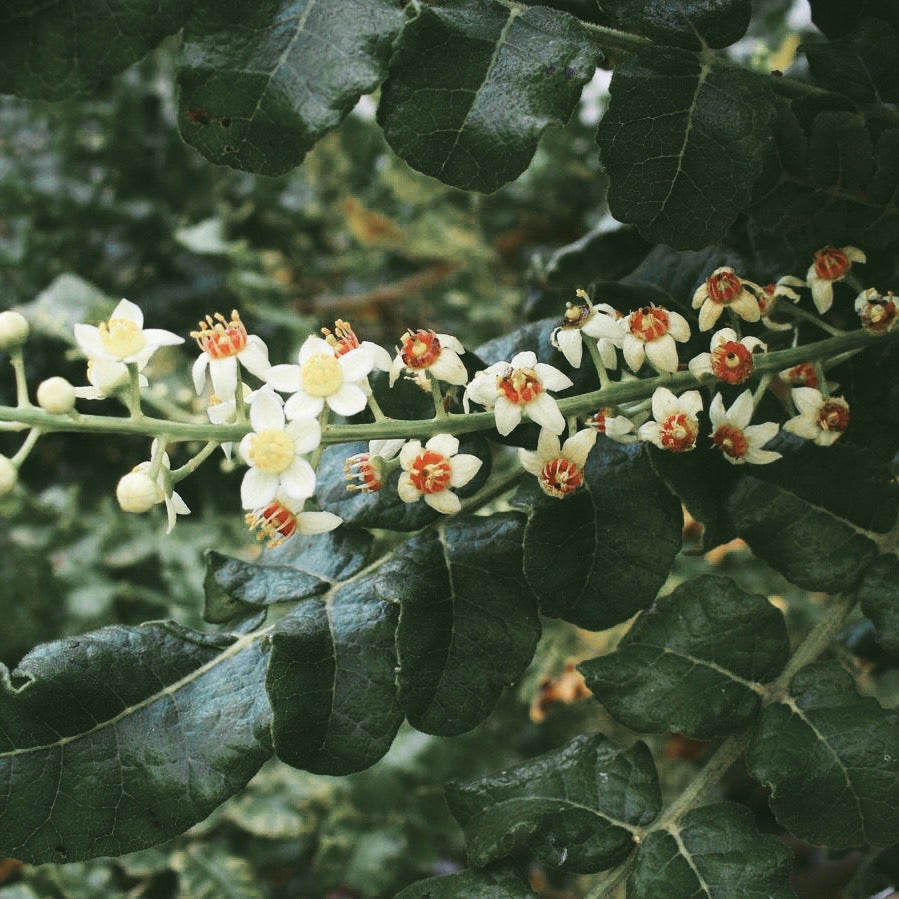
[0,311,29,351]
[37,376,77,414]
[116,471,160,514]
[0,455,17,496]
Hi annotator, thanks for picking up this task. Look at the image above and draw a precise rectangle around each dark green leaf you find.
[177,0,405,176]
[600,0,752,50]
[0,0,190,99]
[0,623,272,864]
[378,1,599,192]
[858,554,899,655]
[629,802,795,898]
[803,19,899,103]
[580,575,789,739]
[725,474,878,593]
[522,441,682,630]
[395,862,535,898]
[378,513,541,735]
[598,48,775,249]
[808,1,899,39]
[746,662,899,848]
[447,734,660,873]
[266,574,403,775]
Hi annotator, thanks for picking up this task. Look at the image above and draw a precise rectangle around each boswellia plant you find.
[0,0,898,896]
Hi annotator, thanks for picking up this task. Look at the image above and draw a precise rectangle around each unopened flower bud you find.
[0,455,17,495]
[0,311,29,351]
[116,471,160,513]
[37,376,77,414]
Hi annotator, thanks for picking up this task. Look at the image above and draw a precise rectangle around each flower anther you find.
[708,391,780,465]
[245,493,342,547]
[397,434,482,514]
[301,353,343,397]
[323,319,392,371]
[191,310,248,359]
[389,329,467,387]
[806,245,865,314]
[783,387,850,446]
[621,305,690,373]
[691,267,762,331]
[855,288,898,334]
[638,387,703,452]
[191,309,270,401]
[688,329,766,385]
[344,439,404,493]
[519,428,596,498]
[75,298,183,365]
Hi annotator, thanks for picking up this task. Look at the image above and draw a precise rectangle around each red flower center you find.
[401,330,442,370]
[344,453,385,493]
[629,307,670,343]
[498,367,543,404]
[586,406,613,433]
[659,413,698,452]
[192,311,248,359]
[539,458,584,497]
[783,363,818,388]
[712,425,748,459]
[246,501,298,547]
[409,450,452,494]
[817,400,849,433]
[814,247,850,281]
[706,270,742,304]
[860,298,898,333]
[710,340,754,384]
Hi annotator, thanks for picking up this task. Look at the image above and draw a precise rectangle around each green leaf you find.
[629,802,795,898]
[746,662,899,848]
[0,623,272,864]
[0,1,189,99]
[858,554,899,655]
[395,862,536,898]
[203,527,373,618]
[378,513,541,735]
[445,733,660,873]
[600,0,752,50]
[579,575,789,740]
[177,0,406,176]
[522,441,682,631]
[170,844,264,899]
[378,1,599,192]
[598,48,775,249]
[266,573,403,775]
[724,474,879,593]
[803,19,899,103]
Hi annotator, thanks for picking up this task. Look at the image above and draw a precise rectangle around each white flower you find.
[73,358,149,400]
[36,377,76,414]
[0,310,29,351]
[691,267,762,331]
[518,428,597,497]
[121,440,191,532]
[191,310,271,401]
[389,329,467,386]
[0,455,18,496]
[584,407,642,444]
[266,334,375,419]
[464,351,573,436]
[756,275,804,330]
[550,290,622,369]
[708,392,781,465]
[806,245,865,314]
[206,382,252,460]
[246,492,343,548]
[238,387,321,509]
[688,328,766,385]
[397,434,482,514]
[74,298,183,365]
[345,438,406,493]
[783,387,850,446]
[855,288,898,334]
[638,387,703,452]
[620,305,691,373]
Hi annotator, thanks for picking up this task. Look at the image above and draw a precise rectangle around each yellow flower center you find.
[98,318,145,358]
[301,353,343,397]
[248,430,295,474]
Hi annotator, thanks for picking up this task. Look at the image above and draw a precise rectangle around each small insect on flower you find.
[620,305,691,373]
[691,267,763,331]
[191,309,271,400]
[344,439,405,493]
[389,329,468,387]
[855,288,898,334]
[518,428,597,498]
[638,387,703,453]
[783,387,850,446]
[397,434,482,514]
[806,245,866,314]
[246,493,342,548]
[708,392,781,465]
[550,289,622,369]
[688,328,766,385]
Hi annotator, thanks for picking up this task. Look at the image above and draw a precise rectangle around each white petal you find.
[238,433,255,463]
[192,354,210,394]
[494,396,522,435]
[731,293,761,322]
[141,328,185,347]
[284,391,324,421]
[536,427,561,461]
[389,353,405,386]
[238,336,271,379]
[652,387,679,422]
[338,346,375,383]
[845,246,866,263]
[744,421,779,447]
[171,492,191,515]
[688,353,712,377]
[73,324,107,359]
[209,356,239,403]
[727,390,755,428]
[534,363,573,392]
[622,336,646,372]
[638,421,661,445]
[397,471,420,502]
[426,433,459,457]
[327,382,368,416]
[518,448,544,476]
[425,490,461,514]
[555,329,583,368]
[792,387,823,416]
[429,350,469,386]
[286,418,322,454]
[295,510,343,535]
[449,454,482,488]
[709,393,727,428]
[783,415,821,440]
[645,334,679,373]
[582,313,624,341]
[298,335,335,363]
[678,390,704,417]
[280,458,317,500]
[111,298,144,326]
[562,429,597,467]
[743,446,782,465]
[250,387,285,432]
[691,283,709,309]
[266,363,302,393]
[464,374,498,408]
[241,468,278,509]
[399,440,423,470]
[509,351,537,369]
[526,392,565,434]
[742,336,767,352]
[436,333,465,355]
[363,341,393,372]
[710,327,737,347]
[667,310,691,341]
[597,339,619,370]
[698,300,723,332]
[810,279,833,314]
[207,399,236,424]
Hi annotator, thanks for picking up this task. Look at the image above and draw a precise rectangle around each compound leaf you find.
[0,623,272,864]
[522,440,682,631]
[629,802,794,898]
[178,0,405,176]
[446,734,660,873]
[598,47,775,249]
[746,662,899,848]
[580,575,789,740]
[378,513,540,736]
[378,0,599,192]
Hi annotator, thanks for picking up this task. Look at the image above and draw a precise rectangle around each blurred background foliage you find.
[1,9,897,897]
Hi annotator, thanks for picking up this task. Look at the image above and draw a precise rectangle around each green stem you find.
[148,438,167,481]
[586,338,612,390]
[367,391,387,422]
[431,378,447,419]
[751,373,774,407]
[170,440,220,483]
[234,366,248,423]
[126,363,143,419]
[10,349,30,408]
[779,303,846,337]
[11,427,41,467]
